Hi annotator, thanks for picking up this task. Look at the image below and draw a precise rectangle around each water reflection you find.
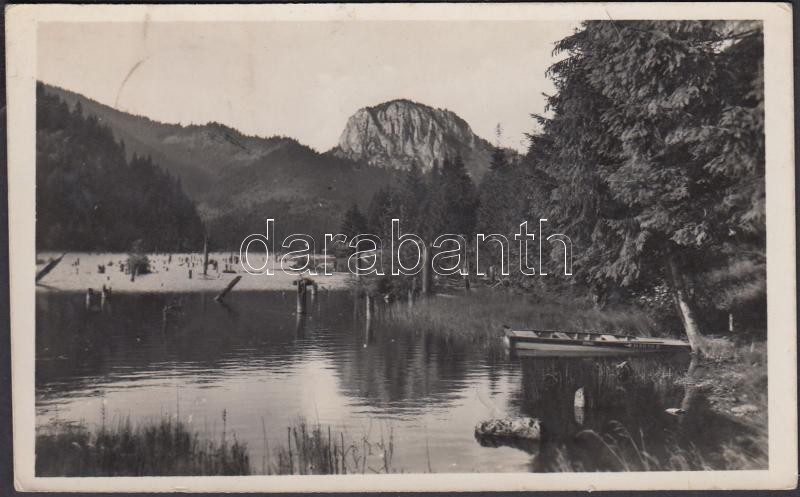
[35,291,754,473]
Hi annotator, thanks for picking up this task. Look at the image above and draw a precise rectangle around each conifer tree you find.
[340,202,368,240]
[531,21,765,352]
[439,156,479,238]
[399,160,428,234]
[366,186,400,242]
[36,83,205,252]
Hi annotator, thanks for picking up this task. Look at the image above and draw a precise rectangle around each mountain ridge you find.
[43,83,511,184]
[38,83,400,245]
[38,83,510,245]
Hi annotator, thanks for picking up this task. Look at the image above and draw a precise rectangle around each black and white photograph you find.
[6,3,796,492]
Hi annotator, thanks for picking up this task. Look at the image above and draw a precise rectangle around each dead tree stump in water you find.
[215,275,242,302]
[203,236,209,276]
[295,277,310,315]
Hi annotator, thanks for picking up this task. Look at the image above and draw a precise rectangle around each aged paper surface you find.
[7,3,796,492]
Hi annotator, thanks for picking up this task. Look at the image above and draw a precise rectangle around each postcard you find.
[6,3,796,492]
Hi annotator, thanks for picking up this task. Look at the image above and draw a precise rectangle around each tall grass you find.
[550,419,767,472]
[36,414,249,476]
[548,344,769,472]
[379,289,659,347]
[37,414,398,476]
[269,417,395,475]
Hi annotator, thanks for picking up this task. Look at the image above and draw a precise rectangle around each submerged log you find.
[36,253,66,282]
[215,275,242,302]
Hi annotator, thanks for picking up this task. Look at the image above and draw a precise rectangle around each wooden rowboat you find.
[503,328,691,357]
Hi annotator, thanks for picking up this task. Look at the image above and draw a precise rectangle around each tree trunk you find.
[203,236,209,276]
[666,253,706,354]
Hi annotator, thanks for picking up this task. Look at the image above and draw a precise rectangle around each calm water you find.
[36,290,737,472]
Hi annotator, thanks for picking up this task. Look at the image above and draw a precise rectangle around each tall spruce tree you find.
[366,186,400,242]
[438,156,479,237]
[421,160,447,242]
[532,21,765,352]
[340,202,368,239]
[399,160,428,233]
[478,147,511,234]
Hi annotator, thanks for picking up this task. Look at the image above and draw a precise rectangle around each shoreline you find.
[36,252,352,293]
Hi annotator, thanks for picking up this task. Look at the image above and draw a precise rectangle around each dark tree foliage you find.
[361,156,480,243]
[366,186,401,240]
[398,160,428,235]
[525,21,765,348]
[477,147,519,235]
[340,202,368,239]
[476,147,554,282]
[436,156,480,238]
[419,161,447,242]
[36,83,205,252]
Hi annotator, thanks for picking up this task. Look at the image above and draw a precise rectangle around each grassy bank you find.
[36,415,397,476]
[36,415,250,476]
[378,289,659,347]
[551,357,768,472]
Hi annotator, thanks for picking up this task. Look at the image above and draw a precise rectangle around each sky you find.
[38,21,577,152]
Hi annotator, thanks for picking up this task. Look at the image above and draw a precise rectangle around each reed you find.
[550,419,767,472]
[37,412,399,476]
[36,414,249,476]
[550,344,768,472]
[270,417,395,475]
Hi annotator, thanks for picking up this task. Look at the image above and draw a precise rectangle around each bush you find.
[127,253,151,275]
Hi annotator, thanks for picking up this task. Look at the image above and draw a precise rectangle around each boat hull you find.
[503,331,691,357]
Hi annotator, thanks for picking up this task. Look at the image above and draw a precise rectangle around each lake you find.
[36,290,735,473]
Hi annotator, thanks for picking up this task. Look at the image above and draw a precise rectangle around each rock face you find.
[333,99,498,179]
[474,417,542,441]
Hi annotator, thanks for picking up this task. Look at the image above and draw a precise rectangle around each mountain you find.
[332,99,511,179]
[36,83,205,251]
[41,83,399,245]
[38,85,508,247]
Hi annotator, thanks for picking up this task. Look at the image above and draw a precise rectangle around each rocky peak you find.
[332,99,498,178]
